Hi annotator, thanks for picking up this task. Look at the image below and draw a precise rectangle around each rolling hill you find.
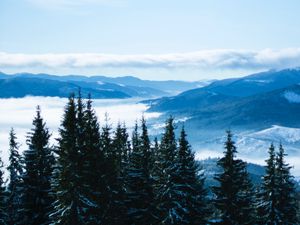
[146,68,300,158]
[0,72,211,98]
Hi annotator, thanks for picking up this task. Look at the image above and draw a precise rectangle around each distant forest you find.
[0,93,299,225]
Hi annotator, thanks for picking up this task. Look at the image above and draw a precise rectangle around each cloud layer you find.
[0,97,160,174]
[2,49,300,71]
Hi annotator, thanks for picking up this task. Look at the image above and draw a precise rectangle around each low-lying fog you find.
[0,97,299,177]
[0,97,160,170]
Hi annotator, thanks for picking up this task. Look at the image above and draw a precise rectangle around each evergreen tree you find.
[173,127,210,225]
[126,119,157,225]
[111,122,131,223]
[7,128,23,225]
[80,95,108,224]
[257,143,278,225]
[113,122,130,175]
[20,106,55,225]
[275,144,298,224]
[50,94,84,224]
[0,155,8,225]
[150,137,159,176]
[212,131,256,225]
[155,116,183,224]
[100,115,126,224]
[74,92,102,223]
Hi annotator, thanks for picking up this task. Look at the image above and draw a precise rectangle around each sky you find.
[1,0,300,80]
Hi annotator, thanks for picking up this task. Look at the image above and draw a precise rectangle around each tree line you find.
[0,93,299,225]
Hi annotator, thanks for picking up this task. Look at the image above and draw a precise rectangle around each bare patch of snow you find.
[244,79,273,83]
[245,125,300,144]
[175,117,191,123]
[283,91,300,103]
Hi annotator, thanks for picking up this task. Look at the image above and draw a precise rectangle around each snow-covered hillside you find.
[236,125,300,156]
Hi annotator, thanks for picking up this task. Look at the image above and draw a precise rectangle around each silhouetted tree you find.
[7,128,23,225]
[0,155,8,225]
[50,94,84,224]
[126,119,157,224]
[213,131,256,225]
[20,106,55,225]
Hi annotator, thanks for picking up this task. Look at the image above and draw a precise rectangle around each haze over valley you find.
[1,68,300,176]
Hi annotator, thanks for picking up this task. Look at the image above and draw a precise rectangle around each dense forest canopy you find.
[0,93,299,225]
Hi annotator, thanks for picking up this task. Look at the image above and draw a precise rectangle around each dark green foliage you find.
[212,131,256,225]
[51,94,84,224]
[7,128,23,225]
[100,115,127,224]
[258,143,299,225]
[3,94,300,225]
[155,118,211,225]
[0,156,8,225]
[257,143,278,225]
[80,95,107,224]
[275,144,299,224]
[174,127,210,225]
[20,106,55,225]
[155,117,183,224]
[126,119,157,225]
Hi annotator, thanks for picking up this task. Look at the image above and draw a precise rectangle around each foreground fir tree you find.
[110,122,131,223]
[173,127,210,225]
[20,106,55,225]
[212,131,256,225]
[271,144,298,225]
[7,128,23,225]
[74,92,102,223]
[0,156,8,225]
[51,94,84,224]
[101,116,126,224]
[80,96,108,224]
[126,119,157,225]
[257,143,279,225]
[275,144,299,224]
[156,117,184,224]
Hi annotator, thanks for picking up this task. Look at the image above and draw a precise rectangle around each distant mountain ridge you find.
[0,72,210,99]
[145,68,300,158]
[147,69,300,127]
[0,77,130,99]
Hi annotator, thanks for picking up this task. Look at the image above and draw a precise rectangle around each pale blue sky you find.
[1,0,300,80]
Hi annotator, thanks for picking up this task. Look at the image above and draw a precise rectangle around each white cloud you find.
[2,48,300,71]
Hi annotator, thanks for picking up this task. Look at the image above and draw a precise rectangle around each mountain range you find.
[2,69,300,164]
[0,72,209,99]
[145,68,300,158]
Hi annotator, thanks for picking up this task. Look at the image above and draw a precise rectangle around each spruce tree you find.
[0,155,8,225]
[113,122,130,175]
[7,128,23,225]
[50,94,84,224]
[212,131,256,225]
[80,95,108,224]
[100,115,126,224]
[74,92,101,223]
[20,106,55,225]
[111,122,131,223]
[257,143,278,225]
[126,119,156,225]
[155,116,182,224]
[174,127,210,225]
[150,137,159,176]
[275,144,299,224]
